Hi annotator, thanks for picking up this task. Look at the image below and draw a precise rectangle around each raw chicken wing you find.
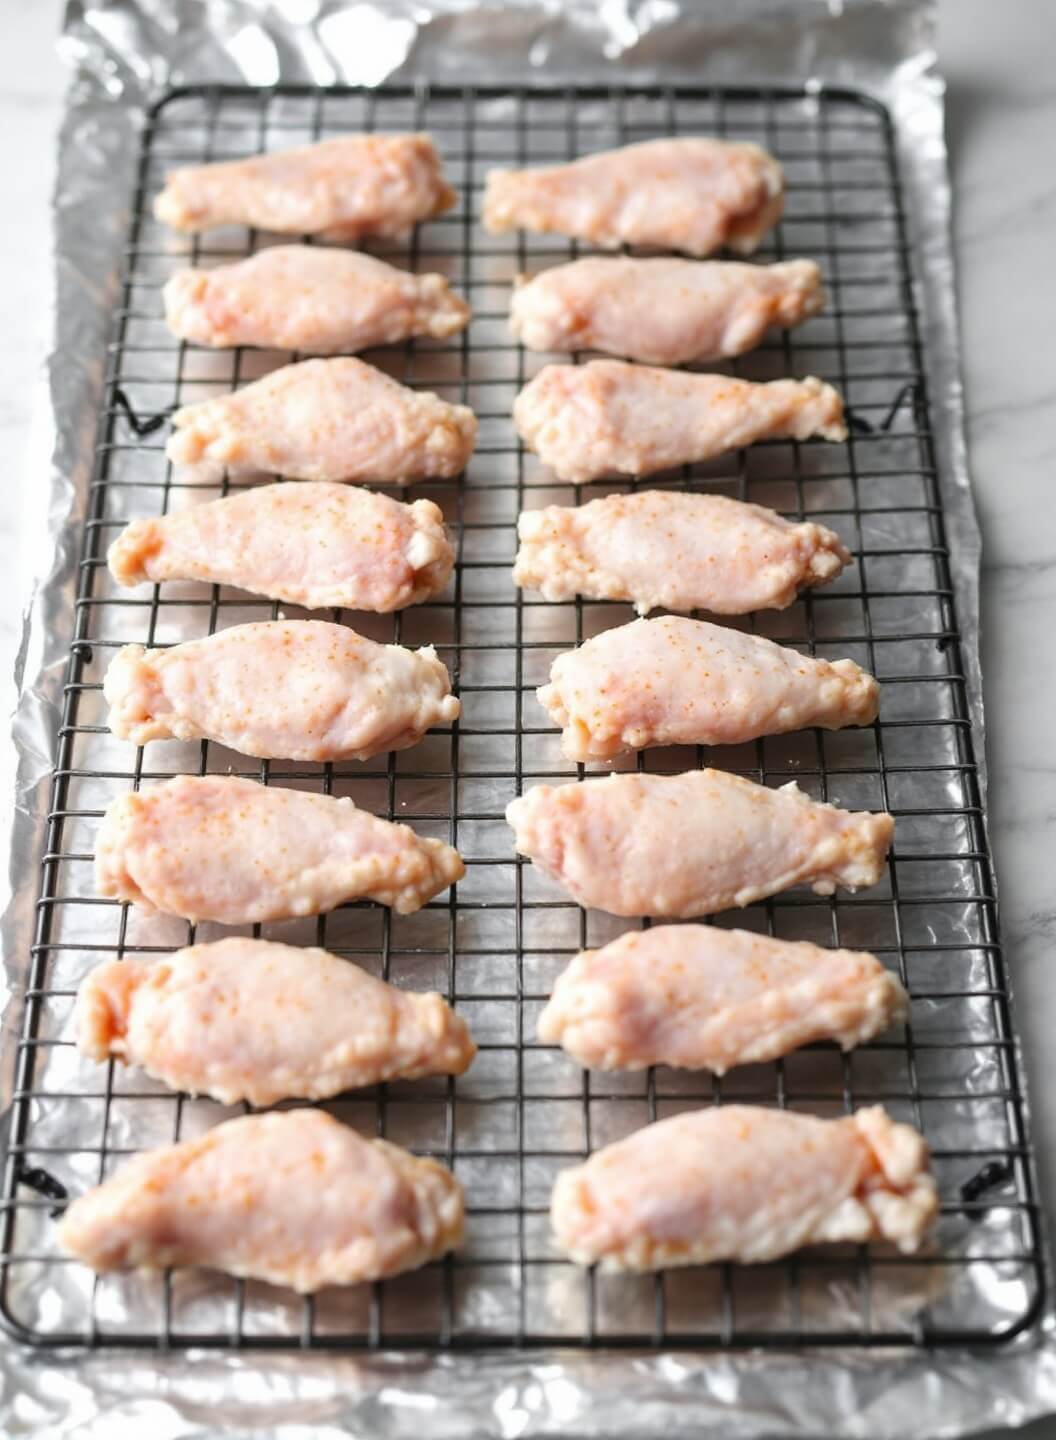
[167,358,477,484]
[483,138,782,256]
[77,937,475,1104]
[551,1106,937,1270]
[506,770,893,917]
[104,620,459,762]
[538,926,907,1073]
[96,775,464,921]
[154,134,455,239]
[60,1109,463,1292]
[109,482,453,612]
[164,245,469,353]
[514,489,850,614]
[538,616,878,761]
[514,362,846,483]
[511,257,823,364]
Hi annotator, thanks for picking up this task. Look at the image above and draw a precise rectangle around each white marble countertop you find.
[1,1,1054,1433]
[0,3,65,810]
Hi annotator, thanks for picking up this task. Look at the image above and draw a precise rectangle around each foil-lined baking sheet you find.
[3,1,1056,1434]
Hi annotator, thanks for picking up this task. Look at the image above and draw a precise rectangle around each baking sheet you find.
[2,0,1056,1434]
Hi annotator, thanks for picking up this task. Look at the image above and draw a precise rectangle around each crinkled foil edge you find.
[2,1,1053,1435]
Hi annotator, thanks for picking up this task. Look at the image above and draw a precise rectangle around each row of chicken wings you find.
[60,130,936,1297]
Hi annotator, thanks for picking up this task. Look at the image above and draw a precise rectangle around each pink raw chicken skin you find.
[153,133,456,239]
[514,489,850,614]
[551,1105,937,1270]
[511,257,823,364]
[538,615,879,761]
[164,245,470,354]
[483,137,783,256]
[506,770,893,918]
[166,358,477,484]
[107,482,454,613]
[538,926,908,1073]
[77,937,476,1105]
[60,1109,464,1292]
[103,620,460,762]
[95,774,464,922]
[514,361,846,483]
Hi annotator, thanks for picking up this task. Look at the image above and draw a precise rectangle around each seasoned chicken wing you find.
[164,245,470,353]
[96,775,464,921]
[154,134,456,240]
[104,620,459,762]
[108,482,454,612]
[77,937,475,1104]
[551,1106,937,1270]
[514,489,850,614]
[538,926,907,1073]
[483,138,782,256]
[511,257,823,364]
[506,770,893,918]
[514,362,846,483]
[167,358,477,484]
[538,616,878,761]
[60,1109,463,1292]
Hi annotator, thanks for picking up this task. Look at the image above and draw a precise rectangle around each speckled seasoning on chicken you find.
[166,357,477,484]
[103,620,459,762]
[60,1109,464,1292]
[483,137,783,255]
[551,1106,937,1270]
[108,482,454,613]
[538,926,907,1073]
[96,774,464,922]
[514,361,846,483]
[511,257,823,364]
[506,770,893,918]
[514,489,850,614]
[76,937,476,1105]
[537,615,878,761]
[164,245,469,354]
[153,134,456,239]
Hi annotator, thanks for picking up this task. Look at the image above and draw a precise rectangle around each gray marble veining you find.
[942,6,1056,1430]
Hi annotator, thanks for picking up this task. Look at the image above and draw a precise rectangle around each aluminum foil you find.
[3,0,1056,1434]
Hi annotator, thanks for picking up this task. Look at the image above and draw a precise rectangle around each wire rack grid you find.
[0,81,1045,1353]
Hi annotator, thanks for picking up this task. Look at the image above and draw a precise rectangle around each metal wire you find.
[0,82,1044,1352]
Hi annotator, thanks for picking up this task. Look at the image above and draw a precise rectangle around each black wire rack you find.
[0,82,1045,1353]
